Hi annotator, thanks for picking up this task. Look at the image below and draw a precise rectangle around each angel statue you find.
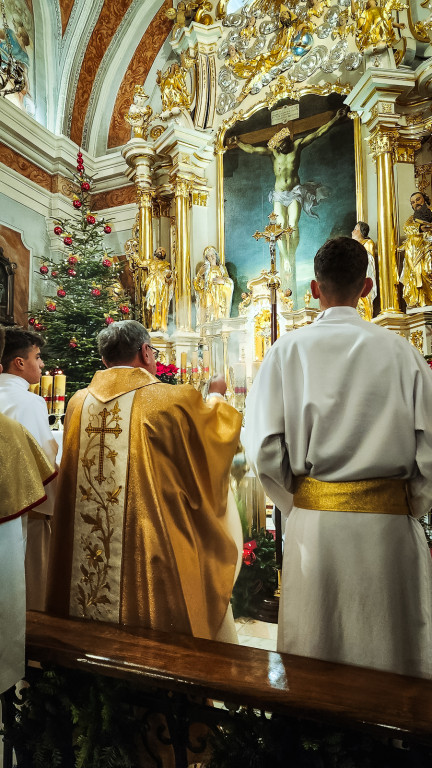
[352,0,406,53]
[194,246,234,326]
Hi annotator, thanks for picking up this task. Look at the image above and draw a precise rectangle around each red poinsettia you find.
[155,362,179,385]
[242,539,257,566]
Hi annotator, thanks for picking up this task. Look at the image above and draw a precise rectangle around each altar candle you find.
[53,373,66,415]
[180,352,187,382]
[202,349,209,376]
[29,383,40,395]
[40,375,53,411]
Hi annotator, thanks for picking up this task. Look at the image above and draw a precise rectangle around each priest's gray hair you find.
[97,320,151,365]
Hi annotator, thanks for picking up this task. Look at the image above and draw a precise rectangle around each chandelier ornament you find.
[0,0,26,96]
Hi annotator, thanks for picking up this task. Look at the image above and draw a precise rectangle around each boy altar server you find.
[243,236,432,678]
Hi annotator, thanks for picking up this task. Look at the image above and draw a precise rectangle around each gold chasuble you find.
[47,368,242,640]
[0,413,56,522]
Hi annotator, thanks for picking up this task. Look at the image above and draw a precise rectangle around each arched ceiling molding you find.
[59,0,75,36]
[32,0,61,132]
[69,0,137,148]
[55,0,104,136]
[84,0,172,156]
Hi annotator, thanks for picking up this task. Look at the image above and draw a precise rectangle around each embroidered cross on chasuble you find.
[70,392,134,623]
[47,367,242,640]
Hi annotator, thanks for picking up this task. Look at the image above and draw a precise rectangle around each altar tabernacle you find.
[46,320,242,641]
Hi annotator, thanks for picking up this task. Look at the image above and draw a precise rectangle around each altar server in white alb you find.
[243,236,432,678]
[0,326,58,611]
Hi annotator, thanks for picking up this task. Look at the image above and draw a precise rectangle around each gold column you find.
[353,115,365,223]
[216,148,225,265]
[174,178,192,330]
[138,189,153,264]
[371,127,400,314]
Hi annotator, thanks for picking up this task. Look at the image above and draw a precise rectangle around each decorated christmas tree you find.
[31,151,130,397]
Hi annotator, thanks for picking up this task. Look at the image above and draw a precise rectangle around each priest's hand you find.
[208,374,227,397]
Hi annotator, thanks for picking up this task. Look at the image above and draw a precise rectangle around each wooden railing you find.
[3,610,432,767]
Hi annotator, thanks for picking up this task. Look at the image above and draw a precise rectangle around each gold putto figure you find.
[194,246,234,326]
[142,247,175,333]
[352,0,406,53]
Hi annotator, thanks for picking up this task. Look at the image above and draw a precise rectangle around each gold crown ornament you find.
[267,125,292,150]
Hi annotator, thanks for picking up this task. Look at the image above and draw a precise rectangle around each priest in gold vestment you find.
[46,320,242,642]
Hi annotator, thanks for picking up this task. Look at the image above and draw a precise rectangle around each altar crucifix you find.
[252,212,292,611]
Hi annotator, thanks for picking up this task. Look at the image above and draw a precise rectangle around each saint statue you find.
[124,86,153,139]
[194,246,234,326]
[400,191,432,309]
[352,221,377,321]
[142,247,174,333]
[156,62,191,113]
[353,0,405,53]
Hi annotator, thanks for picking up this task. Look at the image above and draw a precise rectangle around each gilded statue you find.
[156,62,191,113]
[142,247,175,333]
[352,0,405,53]
[194,246,234,326]
[400,191,432,309]
[124,86,153,139]
[352,221,377,321]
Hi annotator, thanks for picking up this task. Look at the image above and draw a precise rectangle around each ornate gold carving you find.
[192,190,208,206]
[156,62,192,112]
[415,164,432,195]
[405,112,426,125]
[395,140,421,164]
[351,0,408,54]
[369,126,398,159]
[175,178,191,198]
[165,0,213,37]
[124,86,153,139]
[410,330,424,353]
[150,125,166,140]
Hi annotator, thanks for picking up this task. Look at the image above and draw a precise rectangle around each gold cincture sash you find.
[293,476,410,515]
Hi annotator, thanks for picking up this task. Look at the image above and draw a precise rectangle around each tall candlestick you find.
[53,374,66,415]
[191,351,198,382]
[29,383,40,395]
[40,375,53,412]
[202,349,209,378]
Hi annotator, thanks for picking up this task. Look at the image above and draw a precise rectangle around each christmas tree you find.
[31,151,131,397]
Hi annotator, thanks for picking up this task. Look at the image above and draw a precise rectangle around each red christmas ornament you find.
[53,225,63,235]
[35,323,45,332]
[91,287,101,297]
[81,181,90,191]
[46,301,56,312]
[28,317,35,326]
[103,225,112,234]
[39,265,49,275]
[51,270,59,277]
[67,268,77,277]
[102,258,112,268]
[68,255,78,265]
[105,316,114,325]
[57,288,66,298]
[73,199,82,209]
[69,337,78,349]
[63,236,73,246]
[86,214,96,225]
[120,305,130,315]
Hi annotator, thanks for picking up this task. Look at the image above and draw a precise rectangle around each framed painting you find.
[223,92,356,312]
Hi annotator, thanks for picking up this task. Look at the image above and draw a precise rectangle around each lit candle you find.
[180,352,187,382]
[40,375,53,412]
[53,374,67,414]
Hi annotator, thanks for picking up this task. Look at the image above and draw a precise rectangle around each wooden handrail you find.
[26,610,432,744]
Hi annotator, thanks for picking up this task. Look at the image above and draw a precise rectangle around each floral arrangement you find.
[155,361,178,384]
[231,528,277,619]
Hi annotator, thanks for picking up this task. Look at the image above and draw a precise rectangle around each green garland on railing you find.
[231,528,278,619]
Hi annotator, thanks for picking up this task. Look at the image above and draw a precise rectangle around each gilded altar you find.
[119,0,432,392]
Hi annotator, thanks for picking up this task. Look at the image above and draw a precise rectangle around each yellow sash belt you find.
[293,476,410,515]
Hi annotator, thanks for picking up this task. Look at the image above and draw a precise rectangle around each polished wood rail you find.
[26,610,432,744]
